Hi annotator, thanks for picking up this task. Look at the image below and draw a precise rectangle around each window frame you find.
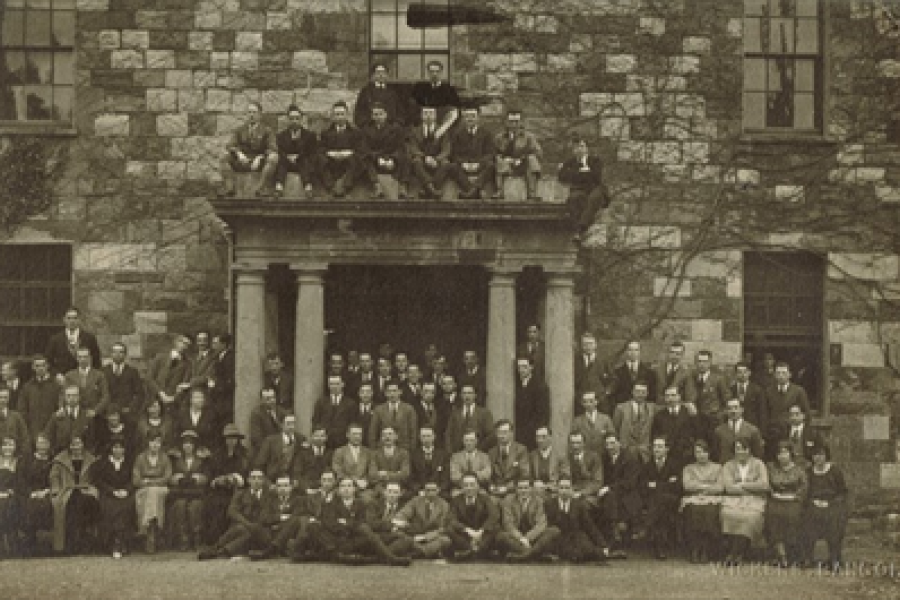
[0,0,76,132]
[368,0,452,83]
[741,0,826,136]
[0,243,73,361]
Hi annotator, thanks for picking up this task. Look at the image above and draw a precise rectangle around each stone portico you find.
[213,199,579,451]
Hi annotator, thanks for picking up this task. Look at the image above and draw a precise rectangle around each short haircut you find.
[287,103,301,114]
[494,418,513,431]
[370,101,386,112]
[669,341,685,351]
[697,349,712,360]
[775,361,790,371]
[693,438,710,452]
[248,101,262,111]
[371,62,388,73]
[333,100,349,111]
[426,59,443,70]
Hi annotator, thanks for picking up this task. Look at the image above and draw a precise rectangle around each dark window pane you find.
[52,10,74,47]
[25,10,51,47]
[0,328,20,356]
[45,245,71,280]
[49,287,71,316]
[21,287,48,320]
[24,84,52,119]
[5,50,30,83]
[0,288,21,319]
[1,10,25,47]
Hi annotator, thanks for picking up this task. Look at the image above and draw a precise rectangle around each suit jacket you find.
[513,376,550,448]
[276,126,318,160]
[409,446,450,494]
[292,445,332,491]
[574,353,611,413]
[610,361,657,407]
[449,450,492,488]
[369,401,418,450]
[457,367,487,404]
[45,408,92,455]
[640,456,683,502]
[147,351,193,405]
[312,395,359,449]
[400,380,423,406]
[4,379,22,412]
[394,494,450,536]
[731,380,767,432]
[558,155,604,191]
[260,488,306,527]
[413,400,449,448]
[763,384,811,435]
[249,406,286,457]
[174,407,219,454]
[264,371,294,412]
[571,411,616,456]
[655,363,696,406]
[301,489,336,519]
[713,420,765,463]
[568,451,604,497]
[64,368,110,415]
[365,495,406,533]
[169,454,209,496]
[19,376,62,440]
[410,80,460,126]
[528,448,570,484]
[501,494,548,542]
[355,404,377,447]
[44,329,101,375]
[613,400,659,462]
[227,122,276,156]
[331,444,377,483]
[190,350,218,388]
[371,446,411,486]
[516,341,545,380]
[495,129,542,162]
[360,121,407,163]
[487,443,530,489]
[448,492,499,533]
[0,410,30,455]
[601,447,642,515]
[354,82,408,128]
[228,486,269,527]
[319,123,362,155]
[210,349,235,410]
[253,433,302,483]
[780,423,824,465]
[102,363,145,416]
[321,497,368,537]
[692,371,729,419]
[444,404,494,453]
[407,123,450,163]
[447,125,495,167]
[544,496,602,542]
[650,407,701,464]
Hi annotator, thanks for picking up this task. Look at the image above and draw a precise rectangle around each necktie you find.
[469,128,476,135]
[466,454,473,473]
[391,403,397,417]
[562,501,569,514]
[384,503,395,520]
[333,395,339,406]
[732,420,739,434]
[791,428,800,442]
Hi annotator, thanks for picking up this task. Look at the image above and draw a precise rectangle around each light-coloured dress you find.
[132,451,172,532]
[720,457,769,545]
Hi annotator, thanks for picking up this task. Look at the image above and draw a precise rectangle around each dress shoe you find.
[249,546,275,561]
[506,551,530,563]
[491,191,504,200]
[608,549,627,560]
[452,549,473,562]
[655,549,668,560]
[198,548,221,561]
[387,556,412,567]
[217,187,236,198]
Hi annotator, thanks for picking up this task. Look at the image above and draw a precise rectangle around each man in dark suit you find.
[609,340,656,408]
[209,333,236,426]
[487,420,530,500]
[447,473,499,560]
[44,307,101,378]
[692,350,729,440]
[102,342,145,424]
[20,355,61,443]
[45,385,92,455]
[457,351,486,404]
[312,375,359,450]
[175,388,220,457]
[413,382,449,448]
[557,137,610,240]
[435,106,495,199]
[373,357,394,405]
[64,346,110,419]
[218,101,278,197]
[249,475,307,560]
[274,103,318,198]
[370,381,418,450]
[650,386,701,465]
[713,398,765,463]
[574,332,612,415]
[1,361,23,412]
[731,361,767,432]
[319,100,369,198]
[0,387,30,453]
[360,102,410,199]
[190,331,217,390]
[316,477,411,566]
[292,424,332,493]
[567,431,604,507]
[763,362,811,460]
[529,426,570,495]
[407,105,450,199]
[345,352,375,401]
[254,414,304,484]
[353,62,408,128]
[655,341,696,407]
[781,404,823,466]
[598,433,642,555]
[439,374,462,412]
[147,334,194,413]
[409,425,450,497]
[199,469,271,559]
[444,384,494,453]
[543,477,608,563]
[640,435,683,559]
[411,59,460,137]
[249,387,286,458]
[400,364,425,405]
[513,358,550,450]
[355,383,378,447]
[516,324,545,381]
[364,481,415,557]
[288,470,338,562]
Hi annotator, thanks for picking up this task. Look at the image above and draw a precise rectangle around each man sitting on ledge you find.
[319,101,369,199]
[360,102,410,199]
[558,136,611,242]
[274,104,318,199]
[408,106,449,199]
[219,101,278,198]
[493,108,542,201]
[436,106,495,200]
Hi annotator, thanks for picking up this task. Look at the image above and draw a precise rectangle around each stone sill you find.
[0,124,78,137]
[738,133,840,148]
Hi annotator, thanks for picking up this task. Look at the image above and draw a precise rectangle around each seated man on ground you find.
[447,473,499,561]
[248,475,306,560]
[289,470,338,562]
[199,468,270,560]
[496,479,560,562]
[392,477,453,558]
[219,101,278,197]
[542,477,609,564]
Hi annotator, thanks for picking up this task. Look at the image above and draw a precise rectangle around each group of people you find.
[218,60,609,240]
[0,308,847,570]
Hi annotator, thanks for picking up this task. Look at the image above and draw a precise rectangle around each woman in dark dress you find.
[802,444,848,570]
[766,440,807,567]
[201,423,248,545]
[20,432,54,556]
[50,435,100,554]
[0,436,24,556]
[91,435,135,559]
[169,430,209,551]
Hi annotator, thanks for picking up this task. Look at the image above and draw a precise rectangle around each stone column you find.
[234,266,268,440]
[545,271,577,453]
[486,269,517,422]
[293,266,327,437]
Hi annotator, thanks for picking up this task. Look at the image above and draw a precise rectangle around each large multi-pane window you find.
[0,245,72,358]
[0,0,75,124]
[370,0,450,81]
[742,0,823,132]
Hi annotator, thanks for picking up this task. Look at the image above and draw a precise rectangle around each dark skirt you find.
[65,490,100,552]
[22,497,53,535]
[98,494,135,541]
[765,498,803,544]
[0,495,18,534]
[682,503,721,536]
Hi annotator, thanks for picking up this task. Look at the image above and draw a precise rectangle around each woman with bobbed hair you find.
[801,444,848,571]
[766,440,807,567]
[719,438,769,565]
[132,428,173,553]
[50,435,100,554]
[680,439,724,563]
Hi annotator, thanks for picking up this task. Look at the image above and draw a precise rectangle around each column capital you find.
[234,264,268,284]
[545,269,579,287]
[487,267,520,286]
[290,263,328,279]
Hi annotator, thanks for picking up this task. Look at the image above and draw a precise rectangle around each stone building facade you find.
[1,0,899,518]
